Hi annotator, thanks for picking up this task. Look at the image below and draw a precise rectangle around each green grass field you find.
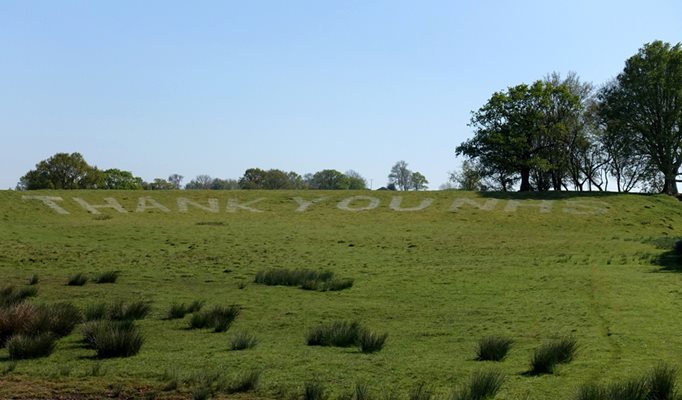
[1,190,682,399]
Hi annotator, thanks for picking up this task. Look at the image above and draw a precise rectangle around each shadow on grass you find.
[652,251,682,272]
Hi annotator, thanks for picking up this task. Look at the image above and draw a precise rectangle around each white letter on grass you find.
[504,200,553,213]
[73,197,128,214]
[226,198,265,213]
[135,197,171,213]
[177,198,219,213]
[22,196,69,215]
[337,196,380,211]
[389,196,433,212]
[449,198,498,212]
[563,200,609,215]
[293,197,327,212]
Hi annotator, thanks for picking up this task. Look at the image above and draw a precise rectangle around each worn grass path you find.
[0,190,681,399]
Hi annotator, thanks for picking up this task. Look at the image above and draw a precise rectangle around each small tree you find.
[410,172,429,191]
[388,161,412,191]
[345,170,368,189]
[168,174,183,189]
[449,160,484,191]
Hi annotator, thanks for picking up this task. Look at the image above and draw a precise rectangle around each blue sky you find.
[1,1,681,190]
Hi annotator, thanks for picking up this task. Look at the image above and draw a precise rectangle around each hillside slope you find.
[1,190,681,399]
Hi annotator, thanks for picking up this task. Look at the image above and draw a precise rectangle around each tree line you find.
[16,153,429,191]
[455,40,682,195]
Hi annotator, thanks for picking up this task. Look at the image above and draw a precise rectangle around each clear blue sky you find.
[1,1,681,190]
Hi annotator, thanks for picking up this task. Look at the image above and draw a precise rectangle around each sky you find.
[1,1,681,190]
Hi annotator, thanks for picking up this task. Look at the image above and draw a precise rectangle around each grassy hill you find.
[1,190,681,399]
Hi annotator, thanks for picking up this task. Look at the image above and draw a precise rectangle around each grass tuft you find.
[109,300,152,321]
[94,270,119,284]
[255,268,352,292]
[230,330,258,350]
[475,336,513,362]
[452,369,505,400]
[226,369,260,393]
[529,337,577,375]
[0,285,38,308]
[167,303,188,319]
[7,333,56,360]
[28,274,39,286]
[409,382,434,400]
[84,320,143,358]
[66,273,88,286]
[189,305,240,332]
[84,303,108,321]
[358,330,388,353]
[307,320,364,347]
[304,380,328,400]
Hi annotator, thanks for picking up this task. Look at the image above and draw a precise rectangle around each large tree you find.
[599,41,682,195]
[18,152,104,190]
[456,81,581,191]
[388,161,412,191]
[308,169,350,190]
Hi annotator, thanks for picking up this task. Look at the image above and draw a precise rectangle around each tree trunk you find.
[520,167,532,191]
[663,174,679,195]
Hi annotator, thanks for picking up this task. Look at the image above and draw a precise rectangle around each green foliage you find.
[239,168,304,189]
[475,336,513,362]
[230,331,258,350]
[28,274,39,286]
[7,333,56,360]
[94,270,119,284]
[66,273,88,286]
[452,369,505,400]
[109,300,151,321]
[102,169,144,190]
[18,152,104,190]
[226,369,260,393]
[309,169,351,190]
[598,40,682,195]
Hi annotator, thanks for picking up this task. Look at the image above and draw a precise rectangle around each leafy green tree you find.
[345,170,368,189]
[103,169,143,190]
[210,178,239,190]
[18,152,104,190]
[599,41,682,195]
[456,81,581,191]
[144,178,176,190]
[309,169,350,189]
[449,160,484,191]
[410,172,429,191]
[168,174,184,189]
[238,168,268,189]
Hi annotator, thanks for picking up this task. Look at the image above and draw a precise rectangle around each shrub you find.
[304,380,327,400]
[230,331,258,350]
[452,369,505,400]
[307,320,365,347]
[28,274,39,285]
[409,382,433,400]
[475,336,513,362]
[167,303,188,319]
[67,273,88,286]
[0,285,38,308]
[325,278,354,292]
[85,320,143,358]
[358,330,388,353]
[94,271,119,284]
[189,305,240,332]
[529,337,577,375]
[674,239,682,256]
[226,370,260,393]
[7,333,56,360]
